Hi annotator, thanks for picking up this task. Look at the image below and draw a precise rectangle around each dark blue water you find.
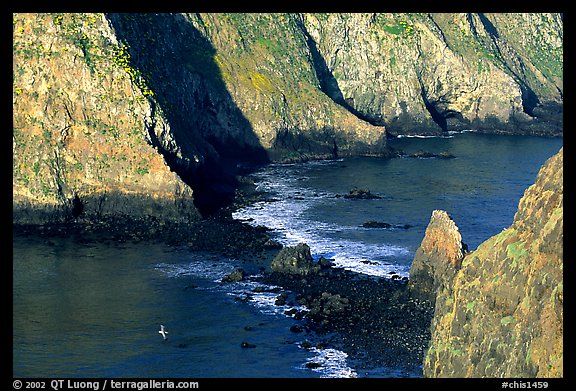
[234,132,563,278]
[13,132,562,378]
[13,236,345,378]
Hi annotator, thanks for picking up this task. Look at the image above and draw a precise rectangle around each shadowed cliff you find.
[13,13,562,224]
[106,13,271,216]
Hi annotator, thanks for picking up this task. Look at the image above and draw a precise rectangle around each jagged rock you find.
[303,13,562,136]
[408,210,467,304]
[12,13,200,224]
[317,256,333,269]
[13,13,562,226]
[274,292,288,306]
[423,148,563,378]
[271,243,319,275]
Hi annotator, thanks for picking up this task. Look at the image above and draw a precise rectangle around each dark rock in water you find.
[240,341,256,348]
[362,220,392,228]
[221,268,246,283]
[343,187,382,199]
[361,220,412,229]
[262,238,283,249]
[317,256,333,269]
[275,292,288,306]
[407,150,456,159]
[178,343,187,348]
[290,325,305,333]
[305,362,322,369]
[271,243,319,275]
[438,151,456,159]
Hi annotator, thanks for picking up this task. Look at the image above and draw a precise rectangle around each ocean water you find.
[234,132,563,278]
[13,132,562,378]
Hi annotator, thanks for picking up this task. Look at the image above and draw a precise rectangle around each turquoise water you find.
[13,132,562,378]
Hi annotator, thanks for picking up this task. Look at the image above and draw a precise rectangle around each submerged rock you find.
[221,268,246,283]
[343,188,382,199]
[407,150,456,159]
[361,220,412,229]
[361,221,393,228]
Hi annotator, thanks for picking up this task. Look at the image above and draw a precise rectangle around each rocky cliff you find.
[13,13,200,223]
[304,13,563,136]
[412,148,563,377]
[13,13,563,220]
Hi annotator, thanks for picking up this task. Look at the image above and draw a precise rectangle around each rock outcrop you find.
[271,243,319,275]
[418,148,563,377]
[302,13,563,136]
[408,210,467,304]
[13,13,200,223]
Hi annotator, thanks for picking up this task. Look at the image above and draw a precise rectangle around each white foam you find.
[153,252,359,378]
[234,195,411,278]
[153,255,234,282]
[304,347,357,378]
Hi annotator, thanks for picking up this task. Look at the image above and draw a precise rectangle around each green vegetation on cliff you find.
[13,13,198,223]
[422,148,563,377]
[13,12,563,221]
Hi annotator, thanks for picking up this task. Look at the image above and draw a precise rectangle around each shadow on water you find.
[106,13,270,216]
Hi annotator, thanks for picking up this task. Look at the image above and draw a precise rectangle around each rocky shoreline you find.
[13,172,435,377]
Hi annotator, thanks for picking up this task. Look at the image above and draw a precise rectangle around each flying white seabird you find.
[159,324,168,341]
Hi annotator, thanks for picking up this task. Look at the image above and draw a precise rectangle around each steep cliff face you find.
[13,13,563,222]
[303,13,563,135]
[13,13,200,223]
[103,13,389,215]
[419,148,563,377]
[106,13,388,165]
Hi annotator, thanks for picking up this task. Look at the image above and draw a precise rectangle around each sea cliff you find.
[13,13,562,220]
[411,148,563,377]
